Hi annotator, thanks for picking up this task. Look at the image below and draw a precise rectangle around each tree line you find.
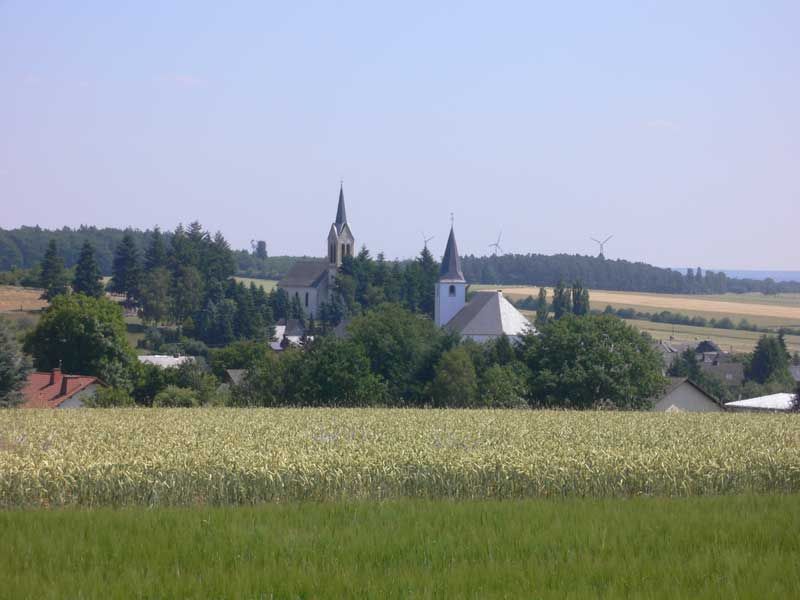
[4,226,800,295]
[461,253,800,295]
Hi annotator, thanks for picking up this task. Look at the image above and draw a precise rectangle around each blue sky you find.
[1,1,798,269]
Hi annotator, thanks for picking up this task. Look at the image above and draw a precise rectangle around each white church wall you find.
[435,282,466,327]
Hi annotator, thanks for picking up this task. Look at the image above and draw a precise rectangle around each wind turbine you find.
[591,235,613,259]
[421,231,435,249]
[489,231,504,256]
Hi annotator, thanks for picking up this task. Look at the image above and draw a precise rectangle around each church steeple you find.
[435,225,467,327]
[327,182,354,268]
[335,182,347,233]
[439,226,465,282]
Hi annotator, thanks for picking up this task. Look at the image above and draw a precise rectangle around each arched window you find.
[449,285,456,297]
[341,244,346,259]
[305,292,309,307]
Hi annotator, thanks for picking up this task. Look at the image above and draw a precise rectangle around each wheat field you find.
[2,408,798,508]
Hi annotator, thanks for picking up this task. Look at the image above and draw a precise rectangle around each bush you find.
[153,386,198,407]
[480,364,528,408]
[86,387,134,408]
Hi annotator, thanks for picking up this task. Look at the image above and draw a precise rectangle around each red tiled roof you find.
[21,370,102,409]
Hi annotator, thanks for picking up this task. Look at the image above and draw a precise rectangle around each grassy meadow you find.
[2,494,799,599]
[233,276,279,292]
[2,409,800,507]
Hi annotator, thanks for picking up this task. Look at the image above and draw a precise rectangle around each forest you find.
[2,225,799,294]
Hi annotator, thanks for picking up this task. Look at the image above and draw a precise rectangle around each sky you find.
[1,1,798,269]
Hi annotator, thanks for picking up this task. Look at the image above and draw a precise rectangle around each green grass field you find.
[234,276,278,292]
[2,495,798,599]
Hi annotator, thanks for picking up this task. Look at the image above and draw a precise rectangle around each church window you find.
[341,244,346,259]
[305,292,309,307]
[449,285,456,297]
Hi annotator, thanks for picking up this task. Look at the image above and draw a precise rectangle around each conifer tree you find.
[0,317,30,407]
[571,281,590,316]
[551,281,572,320]
[144,226,167,271]
[72,241,104,298]
[535,287,549,327]
[39,239,68,300]
[110,232,142,304]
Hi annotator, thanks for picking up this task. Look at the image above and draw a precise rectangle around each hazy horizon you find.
[2,2,798,270]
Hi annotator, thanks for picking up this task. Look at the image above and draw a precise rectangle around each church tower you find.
[327,183,355,270]
[435,226,467,327]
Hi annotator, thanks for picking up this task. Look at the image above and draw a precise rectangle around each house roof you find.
[225,369,247,385]
[439,226,465,282]
[278,260,329,288]
[446,290,534,338]
[21,370,102,408]
[725,393,796,411]
[137,355,195,368]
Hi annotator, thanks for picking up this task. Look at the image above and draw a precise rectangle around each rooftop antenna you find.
[591,235,613,259]
[489,230,504,256]
[421,231,435,249]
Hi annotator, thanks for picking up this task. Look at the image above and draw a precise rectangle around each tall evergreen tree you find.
[535,287,549,327]
[39,239,69,300]
[746,335,792,384]
[0,317,31,407]
[571,281,590,316]
[551,281,571,320]
[110,232,142,303]
[145,226,167,271]
[72,241,104,298]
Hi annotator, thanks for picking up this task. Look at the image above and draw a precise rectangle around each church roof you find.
[445,291,534,338]
[278,260,329,288]
[439,226,465,282]
[335,184,347,234]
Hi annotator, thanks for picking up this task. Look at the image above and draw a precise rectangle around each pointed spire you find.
[335,182,347,232]
[439,226,465,282]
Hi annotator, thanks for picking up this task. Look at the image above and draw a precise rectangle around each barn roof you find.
[725,393,795,411]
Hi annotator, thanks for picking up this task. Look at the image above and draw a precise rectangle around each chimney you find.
[50,368,62,386]
[60,375,69,397]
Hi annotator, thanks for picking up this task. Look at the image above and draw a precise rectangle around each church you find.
[278,183,354,318]
[434,225,534,343]
[279,184,533,343]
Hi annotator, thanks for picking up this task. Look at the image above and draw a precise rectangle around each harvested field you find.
[478,285,800,328]
[0,286,47,312]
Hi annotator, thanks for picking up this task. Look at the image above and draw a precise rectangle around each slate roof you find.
[335,184,347,234]
[278,260,329,288]
[225,369,247,385]
[439,226,465,282]
[21,370,103,408]
[445,291,534,338]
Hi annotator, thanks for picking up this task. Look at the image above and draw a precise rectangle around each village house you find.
[651,377,724,412]
[20,368,104,409]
